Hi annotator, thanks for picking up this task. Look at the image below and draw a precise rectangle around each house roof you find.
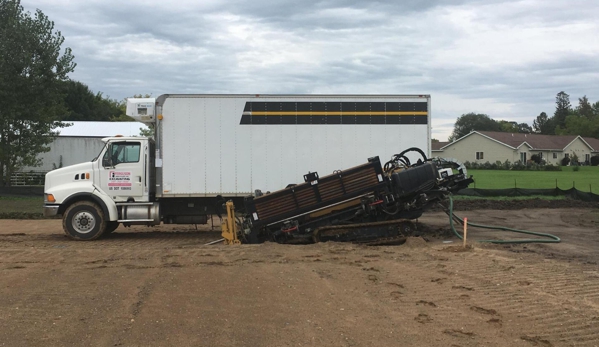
[476,131,581,150]
[584,137,599,152]
[58,121,148,137]
[435,131,599,152]
[431,141,449,151]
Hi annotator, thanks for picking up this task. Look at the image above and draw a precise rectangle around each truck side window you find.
[103,142,141,166]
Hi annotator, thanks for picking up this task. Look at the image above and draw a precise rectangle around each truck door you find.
[99,141,145,200]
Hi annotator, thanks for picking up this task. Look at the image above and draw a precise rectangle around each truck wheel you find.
[63,201,107,240]
[105,221,120,234]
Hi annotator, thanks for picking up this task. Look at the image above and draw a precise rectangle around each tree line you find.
[0,0,145,185]
[448,92,599,142]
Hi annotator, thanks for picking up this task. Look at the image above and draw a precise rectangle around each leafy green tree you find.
[533,112,554,134]
[0,0,75,185]
[497,121,531,134]
[554,96,599,138]
[62,80,131,121]
[553,91,572,130]
[517,122,532,133]
[498,120,518,133]
[555,112,599,138]
[139,126,154,138]
[592,101,599,118]
[449,113,502,141]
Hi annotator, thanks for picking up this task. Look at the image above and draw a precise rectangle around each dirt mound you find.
[441,244,474,253]
[403,236,428,248]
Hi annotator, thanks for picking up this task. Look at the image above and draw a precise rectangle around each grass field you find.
[452,195,567,201]
[0,196,44,218]
[468,166,599,191]
[1,166,597,218]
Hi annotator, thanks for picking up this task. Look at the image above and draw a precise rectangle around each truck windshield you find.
[92,142,108,162]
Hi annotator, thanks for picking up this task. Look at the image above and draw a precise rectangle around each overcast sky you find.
[21,0,599,141]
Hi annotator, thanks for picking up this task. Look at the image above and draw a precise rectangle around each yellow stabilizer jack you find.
[221,201,241,245]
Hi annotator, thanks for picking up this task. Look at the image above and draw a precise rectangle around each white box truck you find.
[43,94,433,240]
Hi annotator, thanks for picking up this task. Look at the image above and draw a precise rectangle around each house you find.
[20,121,148,172]
[432,131,599,165]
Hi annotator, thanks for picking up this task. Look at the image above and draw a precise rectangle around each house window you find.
[553,153,557,159]
[476,152,484,160]
[565,153,569,159]
[520,152,527,163]
[538,152,543,159]
[586,154,590,163]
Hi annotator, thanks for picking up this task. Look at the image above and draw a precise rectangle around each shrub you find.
[573,165,580,172]
[544,164,561,171]
[511,160,526,171]
[591,155,599,166]
[571,153,579,165]
[530,154,542,164]
[528,163,542,171]
[561,156,571,166]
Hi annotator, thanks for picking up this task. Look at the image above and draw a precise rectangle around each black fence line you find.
[457,188,599,202]
[0,186,45,197]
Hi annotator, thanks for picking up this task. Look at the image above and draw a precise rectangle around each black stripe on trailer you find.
[240,102,428,125]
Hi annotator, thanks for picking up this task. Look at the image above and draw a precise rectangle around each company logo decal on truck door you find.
[239,101,428,125]
[108,171,132,191]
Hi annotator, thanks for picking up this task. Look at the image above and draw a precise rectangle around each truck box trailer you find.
[154,94,431,197]
[43,94,438,241]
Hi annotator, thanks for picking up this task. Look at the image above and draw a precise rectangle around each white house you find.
[432,131,599,165]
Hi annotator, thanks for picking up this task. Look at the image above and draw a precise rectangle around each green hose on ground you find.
[446,195,561,244]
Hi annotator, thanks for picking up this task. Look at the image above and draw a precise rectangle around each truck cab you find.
[44,120,159,240]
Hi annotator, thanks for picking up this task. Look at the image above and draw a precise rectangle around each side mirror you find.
[102,144,114,168]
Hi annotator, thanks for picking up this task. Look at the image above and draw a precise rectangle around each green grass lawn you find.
[468,166,599,191]
[0,196,45,218]
[452,195,567,201]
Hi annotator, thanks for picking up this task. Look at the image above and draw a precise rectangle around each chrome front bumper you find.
[43,205,60,217]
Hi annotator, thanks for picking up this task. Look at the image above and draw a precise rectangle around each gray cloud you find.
[21,0,599,140]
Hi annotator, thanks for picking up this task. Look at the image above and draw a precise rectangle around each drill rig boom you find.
[229,148,472,244]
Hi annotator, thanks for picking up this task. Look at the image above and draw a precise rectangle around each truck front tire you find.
[63,201,107,240]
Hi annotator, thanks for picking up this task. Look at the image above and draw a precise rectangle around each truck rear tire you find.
[63,201,107,240]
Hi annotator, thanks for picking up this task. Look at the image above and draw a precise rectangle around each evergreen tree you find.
[576,95,593,119]
[553,91,571,130]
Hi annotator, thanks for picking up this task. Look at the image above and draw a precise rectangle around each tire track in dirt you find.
[2,220,599,346]
[361,245,598,345]
[407,248,599,347]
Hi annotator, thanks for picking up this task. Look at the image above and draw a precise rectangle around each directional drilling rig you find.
[225,148,473,244]
[44,95,473,243]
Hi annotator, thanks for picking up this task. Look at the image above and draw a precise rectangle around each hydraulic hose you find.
[445,195,561,244]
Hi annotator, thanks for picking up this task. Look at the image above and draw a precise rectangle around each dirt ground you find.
[1,205,599,346]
